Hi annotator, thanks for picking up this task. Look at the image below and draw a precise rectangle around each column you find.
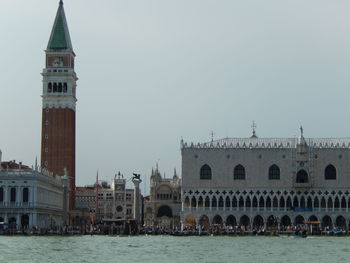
[16,187,21,205]
[132,177,142,225]
[32,212,37,227]
[29,213,33,228]
[30,186,35,206]
[16,214,20,229]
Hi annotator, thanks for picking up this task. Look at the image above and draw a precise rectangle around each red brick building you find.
[41,1,77,210]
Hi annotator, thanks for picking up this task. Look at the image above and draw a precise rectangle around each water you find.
[1,235,350,263]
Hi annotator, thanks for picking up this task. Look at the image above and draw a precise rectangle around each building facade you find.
[41,0,77,210]
[144,166,181,229]
[75,173,141,223]
[181,129,350,230]
[0,160,65,229]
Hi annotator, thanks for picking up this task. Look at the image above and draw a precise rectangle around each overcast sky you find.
[1,0,350,193]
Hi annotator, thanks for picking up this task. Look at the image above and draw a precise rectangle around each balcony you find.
[0,202,34,208]
[293,183,312,188]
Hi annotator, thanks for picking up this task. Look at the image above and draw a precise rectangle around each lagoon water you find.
[1,235,350,263]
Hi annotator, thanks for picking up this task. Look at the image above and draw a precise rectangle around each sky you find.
[1,0,350,194]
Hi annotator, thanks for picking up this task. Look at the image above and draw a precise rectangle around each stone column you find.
[16,214,20,229]
[32,213,37,227]
[16,187,21,205]
[132,177,142,224]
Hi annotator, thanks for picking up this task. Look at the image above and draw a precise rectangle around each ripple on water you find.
[0,236,349,263]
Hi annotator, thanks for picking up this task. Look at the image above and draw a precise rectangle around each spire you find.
[251,121,258,138]
[47,1,73,50]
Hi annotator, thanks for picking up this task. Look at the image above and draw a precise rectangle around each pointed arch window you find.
[268,164,280,180]
[325,164,336,180]
[63,83,68,93]
[48,83,52,93]
[200,164,212,180]
[58,83,62,92]
[296,169,308,183]
[234,164,245,180]
[0,187,3,202]
[53,83,57,93]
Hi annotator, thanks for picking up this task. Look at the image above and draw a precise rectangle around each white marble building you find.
[0,159,65,229]
[181,128,350,230]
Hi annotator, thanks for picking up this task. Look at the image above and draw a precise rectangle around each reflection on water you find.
[0,235,350,263]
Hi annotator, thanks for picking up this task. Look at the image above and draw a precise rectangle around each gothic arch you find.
[322,215,332,229]
[253,215,264,228]
[259,196,264,208]
[325,164,336,180]
[234,164,246,180]
[212,215,223,225]
[200,164,212,180]
[295,215,304,225]
[199,215,210,229]
[268,164,280,180]
[225,196,231,208]
[296,169,308,183]
[252,196,258,208]
[191,196,196,208]
[226,215,236,226]
[240,215,250,227]
[281,215,291,226]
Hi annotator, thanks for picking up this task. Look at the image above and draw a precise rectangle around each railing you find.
[0,202,34,208]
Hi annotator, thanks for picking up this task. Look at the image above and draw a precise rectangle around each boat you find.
[288,234,307,238]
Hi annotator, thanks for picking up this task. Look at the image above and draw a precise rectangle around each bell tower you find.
[41,0,77,210]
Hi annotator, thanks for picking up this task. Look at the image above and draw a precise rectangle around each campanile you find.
[41,0,77,210]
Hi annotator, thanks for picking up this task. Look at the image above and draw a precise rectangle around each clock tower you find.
[41,0,77,210]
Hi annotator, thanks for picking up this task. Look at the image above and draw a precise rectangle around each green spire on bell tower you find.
[47,1,73,50]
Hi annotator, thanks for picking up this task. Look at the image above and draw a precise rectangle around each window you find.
[325,164,336,180]
[296,169,308,183]
[63,83,67,93]
[48,83,52,93]
[268,164,280,180]
[234,164,245,180]
[10,188,16,202]
[58,83,62,93]
[200,164,212,180]
[23,188,29,203]
[53,83,57,92]
[0,188,3,202]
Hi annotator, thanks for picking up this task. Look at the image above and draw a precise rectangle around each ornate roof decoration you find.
[181,137,350,149]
